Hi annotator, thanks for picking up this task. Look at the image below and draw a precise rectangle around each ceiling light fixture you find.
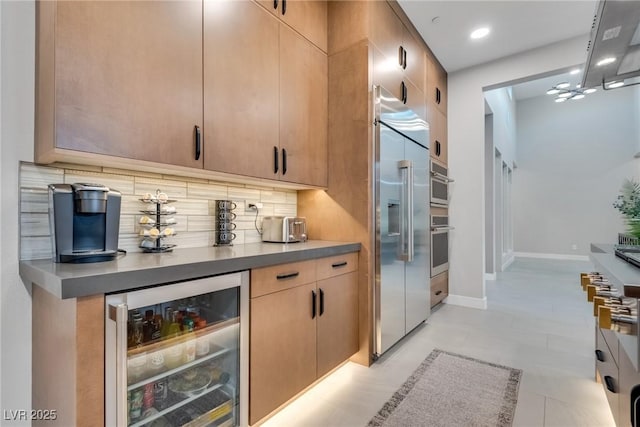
[570,69,581,75]
[470,27,490,39]
[608,81,625,88]
[597,57,616,66]
[546,80,597,103]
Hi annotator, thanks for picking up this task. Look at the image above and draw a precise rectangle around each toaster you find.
[262,216,307,243]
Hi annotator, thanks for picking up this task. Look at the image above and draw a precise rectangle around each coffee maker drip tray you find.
[59,249,117,263]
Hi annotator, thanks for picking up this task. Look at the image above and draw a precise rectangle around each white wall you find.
[448,35,587,307]
[1,0,35,421]
[513,87,640,256]
[484,88,517,168]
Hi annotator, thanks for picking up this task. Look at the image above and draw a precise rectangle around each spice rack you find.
[139,189,178,253]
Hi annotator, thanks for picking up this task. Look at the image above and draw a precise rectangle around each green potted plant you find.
[613,178,640,244]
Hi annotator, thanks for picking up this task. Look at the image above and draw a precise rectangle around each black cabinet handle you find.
[604,375,617,393]
[195,125,201,160]
[312,290,317,319]
[398,46,404,67]
[595,349,605,362]
[435,290,442,296]
[273,0,278,9]
[436,87,441,105]
[436,140,441,157]
[400,81,407,104]
[282,148,287,175]
[319,288,324,316]
[276,271,299,280]
[274,146,279,174]
[332,261,348,268]
[282,0,286,15]
[403,48,407,70]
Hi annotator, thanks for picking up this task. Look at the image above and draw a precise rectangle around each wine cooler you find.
[105,272,249,427]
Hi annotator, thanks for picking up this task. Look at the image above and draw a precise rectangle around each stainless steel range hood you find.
[582,0,640,88]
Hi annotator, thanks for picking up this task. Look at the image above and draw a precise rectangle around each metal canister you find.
[143,382,154,411]
[153,379,168,410]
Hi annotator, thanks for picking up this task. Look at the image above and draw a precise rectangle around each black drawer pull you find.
[319,288,325,316]
[282,148,287,175]
[194,125,201,160]
[595,349,605,362]
[276,271,299,280]
[398,46,404,67]
[273,0,278,9]
[604,375,617,394]
[273,146,279,174]
[312,290,316,319]
[331,261,348,268]
[435,290,442,296]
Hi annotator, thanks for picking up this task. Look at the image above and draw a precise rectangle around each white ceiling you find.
[398,0,599,73]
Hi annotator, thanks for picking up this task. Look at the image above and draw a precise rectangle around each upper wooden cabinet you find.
[428,105,447,164]
[203,0,279,180]
[36,1,204,169]
[427,51,447,115]
[280,25,328,187]
[258,0,328,52]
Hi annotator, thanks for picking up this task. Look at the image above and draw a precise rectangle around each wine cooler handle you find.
[110,303,129,427]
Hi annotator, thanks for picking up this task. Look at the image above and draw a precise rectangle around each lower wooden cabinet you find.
[619,341,640,427]
[430,271,448,307]
[249,253,358,424]
[596,327,620,426]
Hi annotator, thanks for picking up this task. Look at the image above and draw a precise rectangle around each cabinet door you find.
[404,78,427,123]
[258,0,327,53]
[373,46,404,103]
[427,52,447,115]
[204,0,279,180]
[430,271,448,306]
[369,0,404,71]
[317,272,358,377]
[402,28,426,93]
[250,283,317,424]
[280,25,328,187]
[428,106,447,164]
[55,1,203,168]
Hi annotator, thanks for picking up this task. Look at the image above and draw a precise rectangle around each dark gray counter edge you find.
[589,243,640,372]
[20,241,361,299]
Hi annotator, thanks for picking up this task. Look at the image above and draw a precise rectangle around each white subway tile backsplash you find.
[19,163,297,260]
[21,213,50,237]
[21,189,48,213]
[20,163,64,189]
[64,170,135,195]
[21,236,52,260]
[187,182,228,200]
[227,186,260,201]
[134,177,188,199]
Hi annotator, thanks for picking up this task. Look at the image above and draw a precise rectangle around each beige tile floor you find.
[261,258,615,427]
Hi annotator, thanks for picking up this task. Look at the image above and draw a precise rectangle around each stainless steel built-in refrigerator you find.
[374,85,430,357]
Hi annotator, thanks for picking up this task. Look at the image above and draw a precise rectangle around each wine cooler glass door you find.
[106,271,249,427]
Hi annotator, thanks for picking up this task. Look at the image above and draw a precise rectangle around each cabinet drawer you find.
[430,271,448,307]
[316,252,358,281]
[596,327,620,425]
[251,260,316,298]
[601,327,619,367]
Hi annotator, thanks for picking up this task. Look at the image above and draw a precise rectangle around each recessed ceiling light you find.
[570,69,581,75]
[558,92,573,98]
[470,27,490,39]
[556,82,570,89]
[555,98,567,103]
[571,94,585,100]
[546,88,560,95]
[597,57,616,66]
[576,84,581,88]
[584,88,597,94]
[608,81,625,88]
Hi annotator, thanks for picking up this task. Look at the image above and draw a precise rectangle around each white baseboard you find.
[514,252,589,261]
[484,272,497,281]
[502,254,515,271]
[443,294,488,310]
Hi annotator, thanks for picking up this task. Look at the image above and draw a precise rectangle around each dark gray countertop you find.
[20,240,361,299]
[590,243,640,371]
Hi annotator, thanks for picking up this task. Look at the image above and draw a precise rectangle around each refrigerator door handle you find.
[398,160,413,262]
[110,303,129,427]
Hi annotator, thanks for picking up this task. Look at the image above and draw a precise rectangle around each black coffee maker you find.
[48,183,121,263]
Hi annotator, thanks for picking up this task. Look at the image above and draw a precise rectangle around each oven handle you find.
[431,171,455,183]
[431,226,455,232]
